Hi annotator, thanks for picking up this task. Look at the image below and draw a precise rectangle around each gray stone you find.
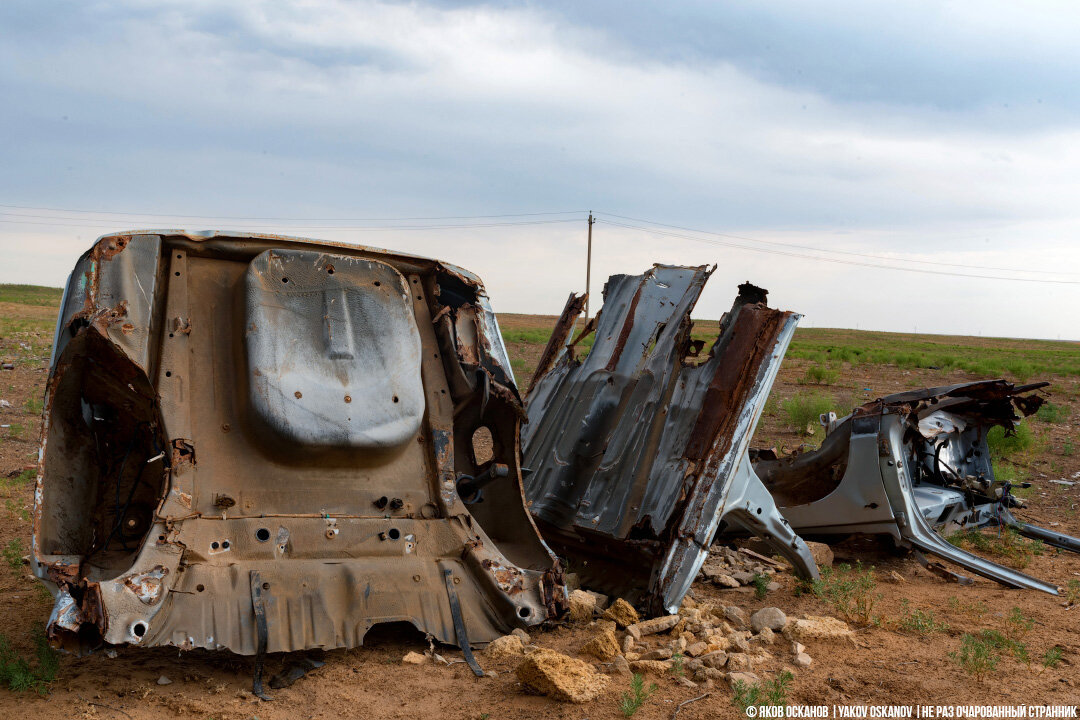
[750,607,788,633]
[723,606,747,629]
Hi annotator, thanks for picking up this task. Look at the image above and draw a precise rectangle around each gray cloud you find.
[0,0,1078,338]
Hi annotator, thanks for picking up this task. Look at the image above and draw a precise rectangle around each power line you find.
[594,211,1078,277]
[0,203,587,223]
[0,213,582,232]
[596,218,1080,285]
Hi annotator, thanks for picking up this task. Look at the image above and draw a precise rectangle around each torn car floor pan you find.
[34,231,565,657]
[522,265,819,615]
[754,380,1069,594]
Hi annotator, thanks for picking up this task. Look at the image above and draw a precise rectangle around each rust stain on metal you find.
[123,565,170,605]
[528,292,586,394]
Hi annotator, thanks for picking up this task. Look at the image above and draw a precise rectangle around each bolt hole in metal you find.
[165,371,172,377]
[518,607,532,619]
[392,395,399,403]
[132,622,147,638]
[255,528,270,542]
[211,541,219,550]
[196,584,205,592]
[388,528,401,540]
[374,281,381,287]
[222,540,230,549]
[281,277,289,283]
[262,582,270,590]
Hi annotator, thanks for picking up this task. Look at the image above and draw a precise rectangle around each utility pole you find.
[585,212,594,319]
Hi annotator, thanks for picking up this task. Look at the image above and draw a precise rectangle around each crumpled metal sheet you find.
[757,380,1070,594]
[523,265,819,614]
[34,230,565,656]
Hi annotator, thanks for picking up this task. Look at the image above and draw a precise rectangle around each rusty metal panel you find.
[33,231,564,656]
[523,266,818,614]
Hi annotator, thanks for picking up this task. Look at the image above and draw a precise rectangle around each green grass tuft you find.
[731,671,794,713]
[618,673,657,717]
[798,562,879,625]
[781,391,835,435]
[800,364,839,385]
[897,599,949,636]
[950,634,999,680]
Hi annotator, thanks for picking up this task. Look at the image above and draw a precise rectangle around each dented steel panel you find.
[34,230,564,656]
[756,380,1068,594]
[523,266,818,614]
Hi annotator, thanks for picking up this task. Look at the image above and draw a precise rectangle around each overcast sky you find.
[2,0,1079,339]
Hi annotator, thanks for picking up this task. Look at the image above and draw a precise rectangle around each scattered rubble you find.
[783,615,854,643]
[602,598,640,628]
[516,649,609,703]
[568,589,597,624]
[484,635,526,663]
[579,627,620,661]
[402,651,428,665]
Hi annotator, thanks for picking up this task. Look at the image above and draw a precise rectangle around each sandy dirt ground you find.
[0,307,1078,718]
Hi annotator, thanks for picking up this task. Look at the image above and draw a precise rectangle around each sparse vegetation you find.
[1004,607,1034,644]
[1035,402,1071,424]
[1065,579,1080,607]
[752,572,770,599]
[800,364,839,385]
[618,673,657,717]
[897,599,949,635]
[669,651,685,677]
[1041,646,1063,671]
[946,527,1044,568]
[946,596,988,620]
[781,391,835,435]
[2,539,25,572]
[950,633,1000,680]
[731,671,794,713]
[799,562,879,625]
[22,396,42,416]
[0,626,59,695]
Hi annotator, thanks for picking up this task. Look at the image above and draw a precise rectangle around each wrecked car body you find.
[33,231,565,662]
[522,265,819,615]
[753,381,1072,594]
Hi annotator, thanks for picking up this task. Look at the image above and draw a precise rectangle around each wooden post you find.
[585,212,594,319]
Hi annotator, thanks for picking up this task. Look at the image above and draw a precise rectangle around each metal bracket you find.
[443,568,484,677]
[912,548,974,585]
[250,570,273,701]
